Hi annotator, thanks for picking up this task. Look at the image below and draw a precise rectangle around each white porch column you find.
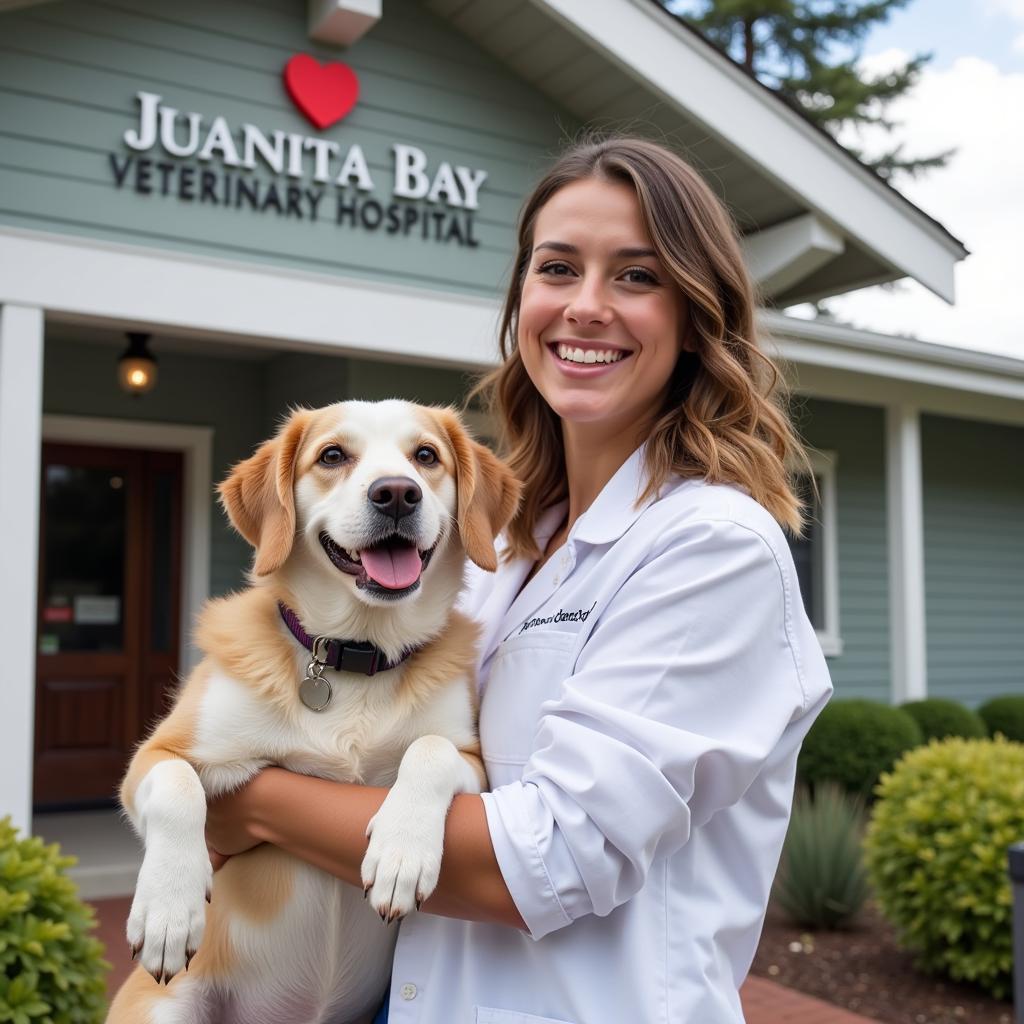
[886,404,927,703]
[0,305,44,834]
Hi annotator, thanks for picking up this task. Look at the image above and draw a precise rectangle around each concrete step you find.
[33,809,141,900]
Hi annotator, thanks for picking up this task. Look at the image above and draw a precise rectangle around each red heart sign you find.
[284,54,359,131]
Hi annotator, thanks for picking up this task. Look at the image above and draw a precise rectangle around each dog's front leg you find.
[123,754,212,983]
[361,736,484,921]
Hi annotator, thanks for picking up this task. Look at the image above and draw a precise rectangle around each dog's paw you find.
[127,839,212,984]
[361,789,445,923]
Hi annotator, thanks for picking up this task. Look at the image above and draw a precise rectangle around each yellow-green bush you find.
[864,737,1024,998]
[0,817,108,1023]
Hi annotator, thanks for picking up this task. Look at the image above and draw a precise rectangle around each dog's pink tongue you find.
[360,544,422,590]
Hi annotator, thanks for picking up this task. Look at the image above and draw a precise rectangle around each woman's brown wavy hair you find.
[473,135,810,559]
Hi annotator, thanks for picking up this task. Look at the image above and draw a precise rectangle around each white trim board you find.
[742,215,845,298]
[2,228,1019,411]
[0,227,500,371]
[0,305,44,836]
[41,415,212,674]
[885,406,927,703]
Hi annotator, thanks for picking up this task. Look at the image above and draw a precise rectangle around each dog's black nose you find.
[368,476,422,521]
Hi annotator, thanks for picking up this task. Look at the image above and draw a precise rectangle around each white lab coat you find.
[385,446,832,1023]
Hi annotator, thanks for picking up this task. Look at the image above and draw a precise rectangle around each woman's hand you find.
[205,769,277,866]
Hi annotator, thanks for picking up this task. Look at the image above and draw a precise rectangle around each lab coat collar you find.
[531,500,568,547]
[489,448,657,649]
[568,444,658,547]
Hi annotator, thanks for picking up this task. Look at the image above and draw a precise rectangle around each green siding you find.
[793,397,890,701]
[0,0,575,295]
[42,338,472,598]
[347,358,477,407]
[43,353,1024,711]
[262,351,351,435]
[922,415,1024,706]
[260,352,472,433]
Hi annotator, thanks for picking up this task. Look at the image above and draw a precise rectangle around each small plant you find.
[865,736,1024,998]
[0,816,108,1023]
[900,698,986,742]
[797,698,922,796]
[773,782,869,929]
[977,695,1024,742]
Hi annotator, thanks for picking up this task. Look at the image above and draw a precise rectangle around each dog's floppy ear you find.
[435,409,521,572]
[219,409,312,577]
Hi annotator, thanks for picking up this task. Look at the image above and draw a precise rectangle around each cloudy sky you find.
[668,0,1024,360]
[811,0,1024,360]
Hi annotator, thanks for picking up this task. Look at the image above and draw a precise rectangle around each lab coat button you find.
[552,575,560,587]
[400,983,417,1000]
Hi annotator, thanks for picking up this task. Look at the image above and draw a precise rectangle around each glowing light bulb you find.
[117,333,158,395]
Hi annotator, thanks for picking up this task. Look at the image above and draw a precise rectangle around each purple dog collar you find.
[278,602,415,677]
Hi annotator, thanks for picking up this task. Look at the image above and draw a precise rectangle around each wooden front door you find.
[34,442,183,809]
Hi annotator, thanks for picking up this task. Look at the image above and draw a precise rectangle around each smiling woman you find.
[481,137,808,565]
[517,178,686,435]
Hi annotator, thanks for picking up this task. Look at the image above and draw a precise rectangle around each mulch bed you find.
[752,900,1014,1024]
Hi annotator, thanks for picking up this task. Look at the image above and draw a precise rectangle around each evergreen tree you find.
[665,0,952,180]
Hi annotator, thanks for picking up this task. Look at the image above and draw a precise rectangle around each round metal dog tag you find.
[299,675,332,712]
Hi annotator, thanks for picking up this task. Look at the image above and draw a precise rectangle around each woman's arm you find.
[473,519,827,940]
[205,767,525,930]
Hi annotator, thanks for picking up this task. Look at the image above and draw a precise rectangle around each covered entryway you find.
[34,441,183,808]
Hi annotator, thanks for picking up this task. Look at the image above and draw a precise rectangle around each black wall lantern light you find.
[118,332,158,396]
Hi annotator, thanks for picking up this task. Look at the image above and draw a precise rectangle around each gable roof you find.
[425,0,967,305]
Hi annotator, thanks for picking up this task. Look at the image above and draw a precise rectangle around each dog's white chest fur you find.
[193,665,449,792]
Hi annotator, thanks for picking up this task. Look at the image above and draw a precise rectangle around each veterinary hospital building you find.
[1,0,1022,884]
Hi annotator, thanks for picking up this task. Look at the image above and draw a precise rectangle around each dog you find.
[106,400,519,1024]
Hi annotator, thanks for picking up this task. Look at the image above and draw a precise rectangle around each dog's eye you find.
[319,446,347,466]
[415,445,438,467]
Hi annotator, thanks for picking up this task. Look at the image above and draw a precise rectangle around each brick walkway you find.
[741,975,878,1023]
[91,897,876,1023]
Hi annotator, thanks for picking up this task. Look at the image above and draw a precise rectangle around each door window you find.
[40,463,128,653]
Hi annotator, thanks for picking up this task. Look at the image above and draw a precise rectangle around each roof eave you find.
[763,311,1024,413]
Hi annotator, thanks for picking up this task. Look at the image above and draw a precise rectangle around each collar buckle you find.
[278,602,408,680]
[337,641,381,676]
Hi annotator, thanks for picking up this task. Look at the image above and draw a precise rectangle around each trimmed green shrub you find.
[900,698,986,742]
[0,816,108,1023]
[797,699,923,796]
[977,695,1024,742]
[773,782,869,929]
[865,736,1024,998]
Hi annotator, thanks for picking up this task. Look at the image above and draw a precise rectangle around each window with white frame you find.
[787,451,842,657]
